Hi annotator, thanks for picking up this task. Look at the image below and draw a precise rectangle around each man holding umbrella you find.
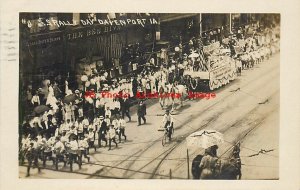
[186,129,224,179]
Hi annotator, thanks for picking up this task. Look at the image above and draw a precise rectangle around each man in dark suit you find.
[121,97,131,121]
[132,77,138,98]
[97,116,108,147]
[137,100,146,126]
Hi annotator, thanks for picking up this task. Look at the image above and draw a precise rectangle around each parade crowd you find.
[20,23,280,177]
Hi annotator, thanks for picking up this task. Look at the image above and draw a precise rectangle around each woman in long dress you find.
[46,83,58,111]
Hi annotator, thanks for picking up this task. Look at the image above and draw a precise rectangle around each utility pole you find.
[229,13,232,33]
[199,13,202,37]
[187,149,190,179]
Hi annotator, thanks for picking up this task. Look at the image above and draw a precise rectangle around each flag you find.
[198,38,206,70]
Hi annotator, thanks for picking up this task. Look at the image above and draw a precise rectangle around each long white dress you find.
[46,86,58,110]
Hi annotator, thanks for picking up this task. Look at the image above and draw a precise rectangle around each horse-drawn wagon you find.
[183,42,237,91]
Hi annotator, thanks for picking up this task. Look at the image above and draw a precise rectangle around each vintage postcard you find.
[18,12,280,180]
[0,0,300,190]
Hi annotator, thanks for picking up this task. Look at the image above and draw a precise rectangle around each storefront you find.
[159,13,200,45]
[20,13,158,89]
[201,14,230,45]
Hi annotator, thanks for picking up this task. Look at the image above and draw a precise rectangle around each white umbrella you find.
[186,129,224,149]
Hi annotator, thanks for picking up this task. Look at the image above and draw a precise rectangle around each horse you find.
[191,144,242,180]
[158,84,167,108]
[169,84,188,110]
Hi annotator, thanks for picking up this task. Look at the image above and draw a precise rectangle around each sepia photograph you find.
[17,13,281,180]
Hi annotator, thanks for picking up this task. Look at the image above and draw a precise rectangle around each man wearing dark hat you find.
[97,116,108,147]
[137,100,146,126]
[132,77,138,98]
[120,97,131,122]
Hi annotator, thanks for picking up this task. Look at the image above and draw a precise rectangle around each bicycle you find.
[161,125,174,146]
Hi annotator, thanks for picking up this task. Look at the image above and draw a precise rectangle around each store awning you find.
[160,13,199,23]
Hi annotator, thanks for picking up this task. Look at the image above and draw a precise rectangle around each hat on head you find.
[75,90,80,94]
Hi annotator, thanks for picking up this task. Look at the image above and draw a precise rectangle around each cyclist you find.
[162,109,174,141]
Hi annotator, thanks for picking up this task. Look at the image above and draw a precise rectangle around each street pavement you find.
[20,53,280,179]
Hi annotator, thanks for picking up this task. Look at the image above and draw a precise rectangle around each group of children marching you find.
[20,113,127,177]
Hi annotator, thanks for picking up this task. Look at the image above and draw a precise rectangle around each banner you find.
[210,65,233,80]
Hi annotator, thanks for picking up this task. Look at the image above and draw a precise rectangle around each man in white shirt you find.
[105,106,112,118]
[162,109,174,141]
[87,128,97,153]
[107,124,118,150]
[82,116,89,134]
[26,137,41,177]
[31,93,40,107]
[67,125,78,137]
[118,117,127,143]
[113,99,121,116]
[112,117,120,132]
[52,136,66,169]
[20,134,31,165]
[64,119,73,132]
[65,137,80,171]
[76,119,84,140]
[78,137,90,163]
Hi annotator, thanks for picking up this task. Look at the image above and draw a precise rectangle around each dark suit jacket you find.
[122,99,130,111]
[98,121,108,134]
[137,104,146,116]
